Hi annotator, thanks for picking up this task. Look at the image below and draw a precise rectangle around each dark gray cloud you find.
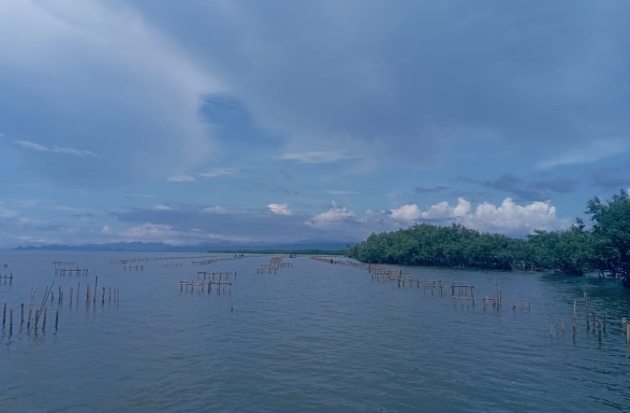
[482,174,578,201]
[588,166,630,189]
[130,0,630,165]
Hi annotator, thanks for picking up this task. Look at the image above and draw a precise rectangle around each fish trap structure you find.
[0,274,13,285]
[52,261,75,266]
[164,263,183,268]
[123,265,144,271]
[2,277,121,337]
[179,280,232,293]
[257,256,291,274]
[110,255,220,264]
[197,271,237,281]
[54,267,89,276]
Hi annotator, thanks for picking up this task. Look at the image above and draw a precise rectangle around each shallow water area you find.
[1,251,629,412]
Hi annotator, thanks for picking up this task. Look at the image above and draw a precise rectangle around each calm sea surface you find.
[1,251,629,412]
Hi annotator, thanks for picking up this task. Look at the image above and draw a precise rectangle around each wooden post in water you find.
[21,303,24,324]
[69,287,73,304]
[102,287,105,305]
[77,283,80,304]
[550,319,553,338]
[34,310,39,330]
[55,310,59,330]
[42,307,47,331]
[2,302,5,326]
[598,320,602,342]
[585,292,589,331]
[9,309,12,333]
[93,276,98,304]
[109,287,111,303]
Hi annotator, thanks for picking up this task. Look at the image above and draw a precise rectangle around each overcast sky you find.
[1,0,629,246]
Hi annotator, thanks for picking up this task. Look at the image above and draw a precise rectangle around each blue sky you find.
[0,0,629,247]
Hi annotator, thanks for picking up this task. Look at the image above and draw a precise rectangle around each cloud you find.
[153,204,172,211]
[0,0,219,186]
[0,203,19,219]
[482,174,578,201]
[197,167,238,178]
[588,166,630,189]
[268,203,292,216]
[390,197,566,235]
[536,139,629,170]
[125,1,630,167]
[15,140,98,157]
[167,174,196,182]
[325,190,359,195]
[307,204,355,227]
[101,225,113,234]
[129,194,155,198]
[279,151,358,164]
[250,182,301,196]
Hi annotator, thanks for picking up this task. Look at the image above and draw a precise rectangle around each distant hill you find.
[14,240,354,252]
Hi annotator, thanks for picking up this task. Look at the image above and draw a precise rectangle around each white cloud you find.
[153,204,172,211]
[167,174,195,182]
[536,139,629,169]
[390,204,422,221]
[390,197,565,234]
[279,151,358,164]
[268,203,292,216]
[197,167,238,178]
[202,206,240,214]
[0,202,18,219]
[101,225,114,234]
[308,204,355,227]
[15,140,98,157]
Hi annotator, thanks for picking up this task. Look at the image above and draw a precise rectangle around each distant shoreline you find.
[207,249,348,256]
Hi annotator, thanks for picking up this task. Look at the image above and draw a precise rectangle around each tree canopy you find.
[348,190,630,288]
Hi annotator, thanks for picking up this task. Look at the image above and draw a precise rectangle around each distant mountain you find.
[14,240,354,252]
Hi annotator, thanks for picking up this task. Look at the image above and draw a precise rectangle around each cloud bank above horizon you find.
[1,0,629,246]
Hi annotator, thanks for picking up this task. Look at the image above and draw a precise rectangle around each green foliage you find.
[586,190,630,283]
[349,190,630,287]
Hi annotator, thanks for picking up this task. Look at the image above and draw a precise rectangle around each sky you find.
[0,0,629,247]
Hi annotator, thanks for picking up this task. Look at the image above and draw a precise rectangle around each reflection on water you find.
[1,251,629,412]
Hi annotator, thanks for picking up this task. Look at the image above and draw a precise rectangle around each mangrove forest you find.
[349,190,630,288]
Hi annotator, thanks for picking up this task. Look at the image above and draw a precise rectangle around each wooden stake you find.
[43,307,47,330]
[21,303,24,323]
[55,310,59,330]
[9,309,13,333]
[2,302,5,326]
